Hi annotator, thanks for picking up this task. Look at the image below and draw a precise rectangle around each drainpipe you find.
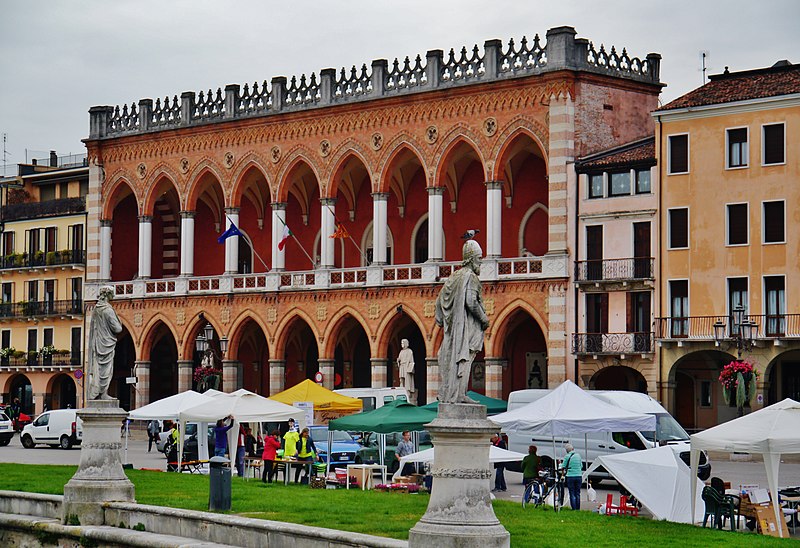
[656,115,664,405]
[573,162,580,385]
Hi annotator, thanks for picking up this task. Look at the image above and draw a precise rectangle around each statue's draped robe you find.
[435,267,487,403]
[398,347,415,394]
[88,301,123,399]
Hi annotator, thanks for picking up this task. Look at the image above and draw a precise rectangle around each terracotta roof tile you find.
[577,138,655,171]
[658,62,800,111]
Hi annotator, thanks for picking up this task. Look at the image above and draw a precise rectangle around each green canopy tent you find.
[421,391,508,415]
[327,399,438,473]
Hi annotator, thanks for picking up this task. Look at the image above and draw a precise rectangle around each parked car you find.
[21,409,83,449]
[334,387,409,412]
[356,430,432,471]
[309,426,360,465]
[0,411,14,446]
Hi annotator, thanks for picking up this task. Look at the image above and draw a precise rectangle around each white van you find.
[334,387,409,412]
[504,389,711,482]
[21,409,83,450]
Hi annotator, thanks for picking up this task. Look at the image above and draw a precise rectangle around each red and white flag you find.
[278,225,292,251]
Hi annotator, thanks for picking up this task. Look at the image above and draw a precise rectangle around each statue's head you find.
[401,338,409,349]
[462,239,483,274]
[99,286,115,302]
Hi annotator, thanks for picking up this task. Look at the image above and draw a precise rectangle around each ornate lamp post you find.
[713,305,756,358]
[713,305,758,416]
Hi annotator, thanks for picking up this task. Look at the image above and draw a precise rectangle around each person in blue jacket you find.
[213,415,235,457]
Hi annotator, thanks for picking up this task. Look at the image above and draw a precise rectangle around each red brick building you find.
[83,26,662,409]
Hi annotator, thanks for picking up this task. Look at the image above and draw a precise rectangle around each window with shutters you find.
[726,127,748,168]
[763,200,785,244]
[668,208,689,249]
[762,123,785,165]
[668,134,689,174]
[726,203,748,246]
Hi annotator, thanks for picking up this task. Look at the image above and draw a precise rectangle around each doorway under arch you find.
[49,374,77,410]
[386,317,426,404]
[591,366,647,393]
[149,325,178,404]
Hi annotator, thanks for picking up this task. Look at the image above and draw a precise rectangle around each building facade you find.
[82,26,662,410]
[654,61,800,429]
[0,153,88,415]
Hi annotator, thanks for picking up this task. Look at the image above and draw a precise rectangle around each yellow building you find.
[654,61,800,429]
[0,152,88,415]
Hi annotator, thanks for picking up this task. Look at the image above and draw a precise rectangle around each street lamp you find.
[712,305,757,358]
[195,322,228,366]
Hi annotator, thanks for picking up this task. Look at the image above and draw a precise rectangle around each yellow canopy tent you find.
[270,379,362,424]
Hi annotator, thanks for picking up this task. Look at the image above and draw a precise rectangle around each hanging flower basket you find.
[719,360,758,408]
[193,365,222,392]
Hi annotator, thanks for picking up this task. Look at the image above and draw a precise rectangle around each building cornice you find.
[652,93,800,122]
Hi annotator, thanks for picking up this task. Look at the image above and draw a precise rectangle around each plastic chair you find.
[702,486,738,530]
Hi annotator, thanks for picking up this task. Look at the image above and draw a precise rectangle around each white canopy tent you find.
[584,446,705,523]
[690,398,800,538]
[393,445,526,481]
[128,390,216,421]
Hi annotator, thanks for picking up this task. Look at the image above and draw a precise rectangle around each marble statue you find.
[397,338,415,398]
[87,286,122,400]
[434,239,489,404]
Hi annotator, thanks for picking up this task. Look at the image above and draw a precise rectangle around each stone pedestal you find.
[62,399,135,525]
[409,403,510,547]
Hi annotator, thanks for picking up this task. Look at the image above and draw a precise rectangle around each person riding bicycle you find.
[521,445,541,485]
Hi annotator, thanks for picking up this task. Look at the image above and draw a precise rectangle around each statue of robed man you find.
[87,286,123,400]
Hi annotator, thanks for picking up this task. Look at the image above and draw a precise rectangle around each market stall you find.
[269,379,362,424]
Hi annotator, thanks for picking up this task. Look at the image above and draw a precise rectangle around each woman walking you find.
[261,429,281,483]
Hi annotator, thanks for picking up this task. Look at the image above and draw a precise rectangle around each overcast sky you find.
[1,0,797,173]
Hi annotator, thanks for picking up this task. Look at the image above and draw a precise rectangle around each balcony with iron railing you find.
[0,249,86,271]
[655,314,800,341]
[574,257,654,286]
[0,197,86,222]
[572,332,654,356]
[88,253,569,301]
[0,352,82,368]
[0,300,84,320]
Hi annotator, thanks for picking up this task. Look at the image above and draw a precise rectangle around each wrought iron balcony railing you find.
[0,300,83,320]
[0,249,86,270]
[572,332,654,355]
[574,257,654,283]
[0,352,82,368]
[655,314,800,340]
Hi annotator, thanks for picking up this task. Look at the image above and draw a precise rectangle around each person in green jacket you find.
[521,445,541,486]
[560,443,583,510]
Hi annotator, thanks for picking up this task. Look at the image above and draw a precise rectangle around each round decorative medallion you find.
[179,158,190,174]
[483,117,497,137]
[224,151,235,168]
[425,126,438,144]
[371,132,383,151]
[270,146,281,163]
[319,140,331,157]
[136,163,147,179]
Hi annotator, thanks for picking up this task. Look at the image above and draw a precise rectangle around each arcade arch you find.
[190,170,226,276]
[669,350,737,431]
[230,317,270,395]
[382,146,427,265]
[279,159,321,271]
[591,365,647,393]
[146,321,179,404]
[494,306,548,398]
[234,164,273,273]
[107,181,139,281]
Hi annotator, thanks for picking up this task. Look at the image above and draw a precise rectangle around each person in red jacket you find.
[261,429,282,483]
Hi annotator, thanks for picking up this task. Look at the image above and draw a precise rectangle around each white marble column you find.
[371,192,389,264]
[485,181,503,257]
[137,216,152,279]
[320,198,336,268]
[179,211,195,276]
[224,207,240,274]
[99,220,112,281]
[271,203,287,271]
[427,187,444,261]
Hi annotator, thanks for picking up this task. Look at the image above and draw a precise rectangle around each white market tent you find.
[393,445,526,481]
[491,380,656,436]
[583,446,705,523]
[128,390,216,421]
[690,398,800,538]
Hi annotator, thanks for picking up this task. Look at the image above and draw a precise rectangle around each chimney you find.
[49,151,58,167]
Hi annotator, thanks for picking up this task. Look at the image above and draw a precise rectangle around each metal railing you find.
[572,332,654,355]
[574,257,654,282]
[1,197,86,222]
[655,314,800,340]
[0,352,82,368]
[0,300,83,319]
[0,249,86,270]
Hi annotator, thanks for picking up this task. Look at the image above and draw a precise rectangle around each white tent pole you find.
[326,431,333,478]
[689,445,699,524]
[552,436,559,512]
[584,433,588,499]
[764,452,785,539]
[124,420,129,464]
[379,433,386,467]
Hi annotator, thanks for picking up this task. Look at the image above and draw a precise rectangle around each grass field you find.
[0,464,792,547]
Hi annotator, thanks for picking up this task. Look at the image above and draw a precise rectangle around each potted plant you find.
[45,251,57,265]
[0,347,14,366]
[27,350,39,366]
[40,345,56,366]
[193,364,222,392]
[719,360,759,417]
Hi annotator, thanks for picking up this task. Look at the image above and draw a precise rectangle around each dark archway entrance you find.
[386,317,425,404]
[767,350,800,405]
[500,310,547,398]
[332,316,371,389]
[49,374,77,410]
[109,327,134,410]
[283,318,318,389]
[671,350,736,431]
[592,366,647,393]
[149,326,178,403]
[235,319,269,395]
[8,375,33,415]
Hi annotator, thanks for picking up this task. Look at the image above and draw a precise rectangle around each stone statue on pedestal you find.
[397,338,415,400]
[435,239,489,404]
[87,286,122,400]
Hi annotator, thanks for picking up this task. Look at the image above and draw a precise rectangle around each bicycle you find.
[522,468,564,509]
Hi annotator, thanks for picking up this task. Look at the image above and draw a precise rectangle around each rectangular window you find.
[59,182,69,199]
[70,278,82,314]
[669,280,689,337]
[27,280,38,302]
[589,174,604,199]
[43,327,54,347]
[668,134,689,174]
[585,225,603,280]
[763,123,785,165]
[79,180,89,197]
[1,231,13,256]
[39,184,56,202]
[609,172,631,196]
[727,128,749,168]
[69,224,84,252]
[1,283,11,303]
[27,329,37,353]
[726,203,749,245]
[765,276,786,336]
[45,227,58,254]
[763,201,785,243]
[728,277,749,336]
[700,381,713,408]
[26,229,41,256]
[635,169,651,194]
[668,208,688,249]
[71,327,82,365]
[1,330,9,350]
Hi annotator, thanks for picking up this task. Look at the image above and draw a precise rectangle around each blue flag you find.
[217,222,243,244]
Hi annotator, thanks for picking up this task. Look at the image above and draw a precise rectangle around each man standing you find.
[491,434,507,492]
[395,430,416,476]
[560,443,583,510]
[147,420,160,453]
[435,240,489,404]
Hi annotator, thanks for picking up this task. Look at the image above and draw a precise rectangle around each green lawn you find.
[0,464,793,546]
